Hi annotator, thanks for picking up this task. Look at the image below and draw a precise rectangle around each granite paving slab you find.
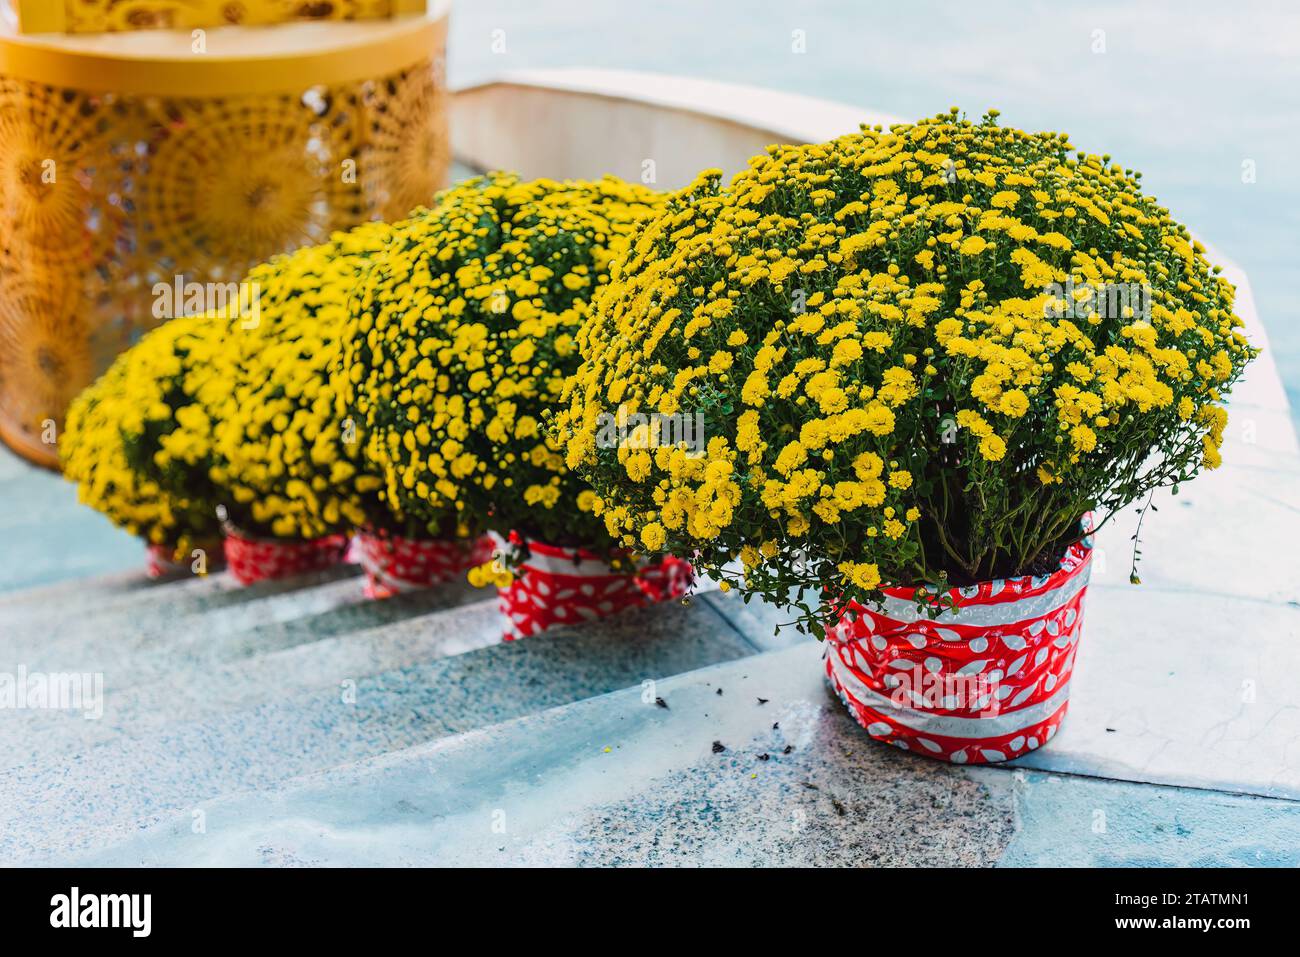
[0,561,360,637]
[0,509,144,597]
[997,768,1300,867]
[0,566,159,618]
[2,568,399,683]
[0,470,101,531]
[3,596,758,865]
[1087,430,1300,608]
[0,591,500,770]
[65,642,1014,867]
[69,640,1300,867]
[697,588,807,652]
[1011,585,1300,800]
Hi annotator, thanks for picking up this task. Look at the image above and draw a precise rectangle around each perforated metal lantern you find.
[0,0,450,467]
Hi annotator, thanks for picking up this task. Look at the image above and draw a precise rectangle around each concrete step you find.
[15,573,464,682]
[2,566,375,674]
[0,565,157,617]
[0,560,355,634]
[0,594,760,864]
[64,640,1300,867]
[3,585,754,770]
[0,586,497,770]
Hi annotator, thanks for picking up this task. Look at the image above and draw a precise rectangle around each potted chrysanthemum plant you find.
[557,110,1257,763]
[217,220,498,596]
[200,224,394,588]
[337,173,693,639]
[62,314,227,579]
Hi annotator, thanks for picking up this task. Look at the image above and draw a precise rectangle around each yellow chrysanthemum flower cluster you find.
[557,110,1257,630]
[62,313,228,557]
[65,224,400,546]
[206,223,396,540]
[337,173,666,548]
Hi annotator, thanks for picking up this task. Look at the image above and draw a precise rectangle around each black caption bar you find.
[0,867,1278,942]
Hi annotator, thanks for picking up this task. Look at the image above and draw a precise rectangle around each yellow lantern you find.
[0,0,450,468]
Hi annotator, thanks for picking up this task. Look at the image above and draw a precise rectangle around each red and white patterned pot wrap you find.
[148,542,223,579]
[825,520,1094,764]
[146,543,190,580]
[355,530,494,600]
[492,531,694,640]
[223,527,351,586]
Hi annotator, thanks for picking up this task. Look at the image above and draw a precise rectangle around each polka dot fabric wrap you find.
[825,520,1094,764]
[223,529,350,586]
[145,544,187,580]
[355,531,493,600]
[494,533,694,641]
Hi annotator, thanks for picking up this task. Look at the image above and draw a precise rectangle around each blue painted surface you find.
[0,447,141,594]
[995,769,1300,867]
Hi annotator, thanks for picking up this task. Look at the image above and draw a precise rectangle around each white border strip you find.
[874,564,1091,628]
[827,647,1072,739]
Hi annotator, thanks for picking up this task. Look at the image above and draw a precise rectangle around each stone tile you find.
[1012,588,1300,800]
[5,597,756,864]
[0,591,500,771]
[1089,456,1300,607]
[0,561,358,636]
[1215,403,1300,465]
[1209,254,1292,415]
[0,451,142,594]
[66,643,1018,867]
[0,471,88,531]
[64,633,1300,868]
[0,446,31,482]
[699,587,809,651]
[992,768,1300,867]
[0,509,143,595]
[0,566,154,617]
[5,569,381,683]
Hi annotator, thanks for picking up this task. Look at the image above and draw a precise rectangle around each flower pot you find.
[354,530,494,600]
[222,527,350,586]
[492,531,694,640]
[824,522,1094,764]
[145,540,224,580]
